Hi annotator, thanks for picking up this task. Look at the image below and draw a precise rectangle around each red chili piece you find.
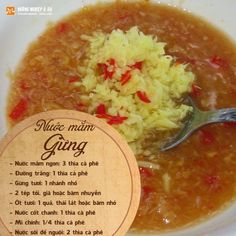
[107,115,128,125]
[117,13,129,20]
[210,55,228,68]
[96,114,113,119]
[68,76,80,83]
[141,186,154,200]
[108,58,116,66]
[203,175,220,188]
[139,167,154,178]
[136,91,151,103]
[97,63,108,77]
[9,98,28,120]
[75,103,86,111]
[97,58,116,80]
[56,23,69,34]
[223,122,236,128]
[130,61,143,70]
[120,61,143,85]
[96,104,106,115]
[96,113,127,125]
[20,80,30,91]
[191,84,202,97]
[199,130,215,145]
[120,70,131,85]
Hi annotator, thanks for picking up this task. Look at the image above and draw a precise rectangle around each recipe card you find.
[0,110,140,236]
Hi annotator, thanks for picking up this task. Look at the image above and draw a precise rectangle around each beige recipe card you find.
[0,110,140,236]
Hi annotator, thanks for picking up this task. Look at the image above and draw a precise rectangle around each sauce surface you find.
[7,1,236,232]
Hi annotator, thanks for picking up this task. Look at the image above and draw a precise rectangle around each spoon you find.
[162,97,236,151]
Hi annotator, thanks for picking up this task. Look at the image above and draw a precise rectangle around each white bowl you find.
[0,1,236,235]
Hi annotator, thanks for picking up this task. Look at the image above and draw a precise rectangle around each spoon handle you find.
[205,108,236,124]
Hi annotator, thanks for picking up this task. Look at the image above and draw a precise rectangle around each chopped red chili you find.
[9,98,28,120]
[210,55,228,68]
[97,58,116,80]
[191,84,202,97]
[108,58,116,66]
[96,104,106,115]
[139,167,154,178]
[68,76,80,83]
[96,113,113,119]
[223,122,236,128]
[199,130,215,145]
[75,103,86,111]
[120,70,132,85]
[203,175,220,189]
[96,113,127,125]
[20,80,30,91]
[118,14,129,20]
[141,186,154,200]
[107,115,128,125]
[56,23,69,34]
[130,61,143,70]
[97,63,107,75]
[136,91,151,103]
[117,12,129,20]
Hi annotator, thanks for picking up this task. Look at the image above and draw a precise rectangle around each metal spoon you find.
[161,97,236,151]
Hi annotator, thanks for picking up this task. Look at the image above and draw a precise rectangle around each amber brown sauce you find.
[7,1,236,232]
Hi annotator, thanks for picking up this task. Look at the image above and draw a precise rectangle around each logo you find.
[5,6,53,16]
[6,6,15,16]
